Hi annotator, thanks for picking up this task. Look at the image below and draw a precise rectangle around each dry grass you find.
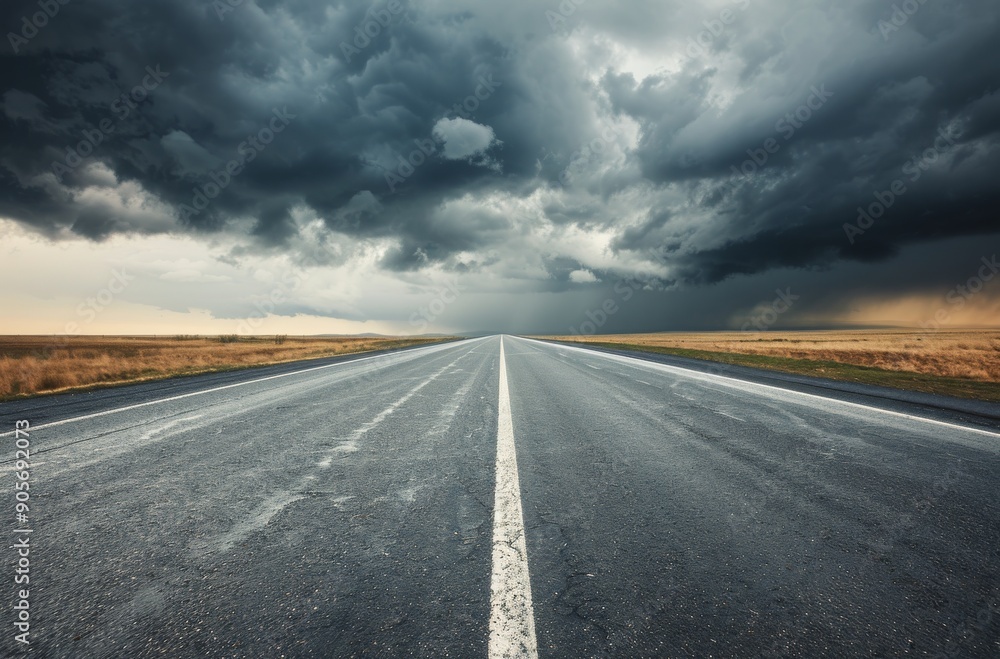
[544,329,1000,382]
[0,335,454,400]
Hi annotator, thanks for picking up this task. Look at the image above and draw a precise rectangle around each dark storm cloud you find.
[0,0,535,245]
[604,0,1000,284]
[1,0,999,330]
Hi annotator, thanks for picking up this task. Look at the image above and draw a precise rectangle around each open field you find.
[542,329,1000,402]
[0,335,455,400]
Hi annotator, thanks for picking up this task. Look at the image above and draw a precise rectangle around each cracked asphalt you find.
[1,335,999,657]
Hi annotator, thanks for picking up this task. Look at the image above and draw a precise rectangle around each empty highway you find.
[1,335,998,657]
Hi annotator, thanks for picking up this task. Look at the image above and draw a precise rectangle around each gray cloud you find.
[1,0,998,331]
[433,117,499,161]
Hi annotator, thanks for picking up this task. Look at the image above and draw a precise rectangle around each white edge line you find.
[517,337,1000,439]
[0,338,484,437]
[489,335,539,659]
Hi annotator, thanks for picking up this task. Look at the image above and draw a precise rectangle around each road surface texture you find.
[1,335,998,657]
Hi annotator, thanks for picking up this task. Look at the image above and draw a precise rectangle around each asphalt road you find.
[1,335,998,657]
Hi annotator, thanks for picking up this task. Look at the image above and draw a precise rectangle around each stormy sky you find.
[1,0,999,335]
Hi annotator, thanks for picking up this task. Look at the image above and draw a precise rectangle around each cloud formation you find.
[433,118,499,161]
[1,0,998,332]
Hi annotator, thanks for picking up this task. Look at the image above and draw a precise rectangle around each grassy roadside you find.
[0,336,459,402]
[553,340,1000,403]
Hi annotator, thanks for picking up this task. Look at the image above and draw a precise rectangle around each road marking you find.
[518,337,1000,439]
[489,336,539,659]
[717,411,745,422]
[0,338,485,438]
[342,351,466,443]
[193,349,473,557]
[137,414,204,441]
[193,490,305,556]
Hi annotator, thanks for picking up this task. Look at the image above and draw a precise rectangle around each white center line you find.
[489,336,539,659]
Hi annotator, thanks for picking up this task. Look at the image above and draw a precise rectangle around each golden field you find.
[543,329,1000,400]
[0,335,452,400]
[548,329,1000,380]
